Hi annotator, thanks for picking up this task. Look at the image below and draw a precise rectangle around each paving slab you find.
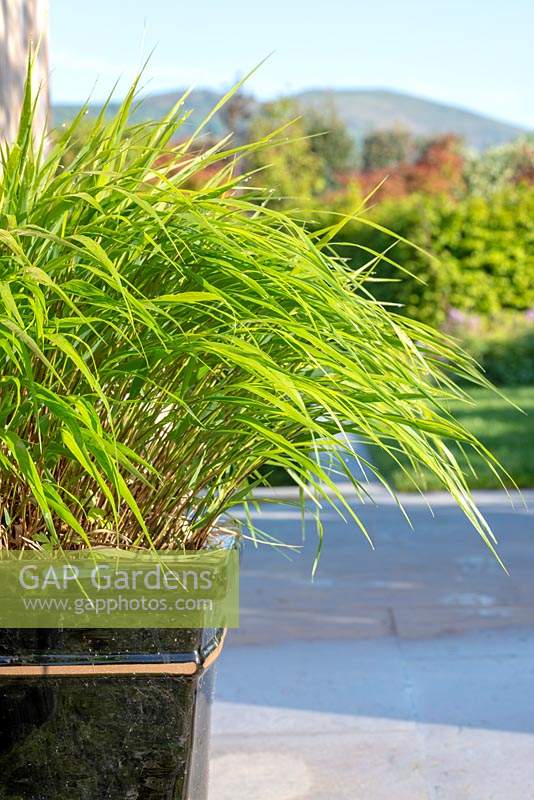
[210,492,534,798]
[392,604,534,639]
[415,725,534,800]
[213,639,414,734]
[211,632,534,799]
[210,731,429,800]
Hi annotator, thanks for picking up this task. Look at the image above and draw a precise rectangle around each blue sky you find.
[50,0,533,128]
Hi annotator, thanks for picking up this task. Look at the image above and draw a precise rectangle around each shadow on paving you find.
[218,494,534,735]
[216,630,534,735]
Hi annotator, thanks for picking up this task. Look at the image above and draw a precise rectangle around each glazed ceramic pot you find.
[0,625,225,799]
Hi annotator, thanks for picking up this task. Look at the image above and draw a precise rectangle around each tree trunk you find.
[0,0,49,147]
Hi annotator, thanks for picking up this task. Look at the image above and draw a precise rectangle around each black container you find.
[0,626,224,800]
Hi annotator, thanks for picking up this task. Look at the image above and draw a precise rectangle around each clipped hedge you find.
[335,184,534,328]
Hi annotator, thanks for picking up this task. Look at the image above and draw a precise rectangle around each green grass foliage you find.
[0,69,507,562]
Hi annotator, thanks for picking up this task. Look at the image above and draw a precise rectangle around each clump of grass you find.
[0,68,507,561]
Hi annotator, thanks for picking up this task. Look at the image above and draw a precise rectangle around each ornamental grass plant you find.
[0,70,508,562]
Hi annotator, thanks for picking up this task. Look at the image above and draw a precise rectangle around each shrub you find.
[330,193,450,326]
[352,135,465,203]
[464,138,534,196]
[336,185,534,328]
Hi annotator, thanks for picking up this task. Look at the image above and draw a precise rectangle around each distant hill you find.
[52,87,527,151]
[295,89,526,151]
[53,89,224,137]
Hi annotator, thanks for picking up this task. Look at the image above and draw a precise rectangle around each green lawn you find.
[371,386,534,491]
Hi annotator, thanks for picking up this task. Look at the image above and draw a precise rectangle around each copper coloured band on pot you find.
[0,630,226,677]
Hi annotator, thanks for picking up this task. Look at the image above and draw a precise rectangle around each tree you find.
[404,135,465,196]
[0,0,49,147]
[464,137,534,196]
[303,104,356,184]
[361,127,415,172]
[356,134,465,202]
[247,98,324,206]
[218,90,257,147]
